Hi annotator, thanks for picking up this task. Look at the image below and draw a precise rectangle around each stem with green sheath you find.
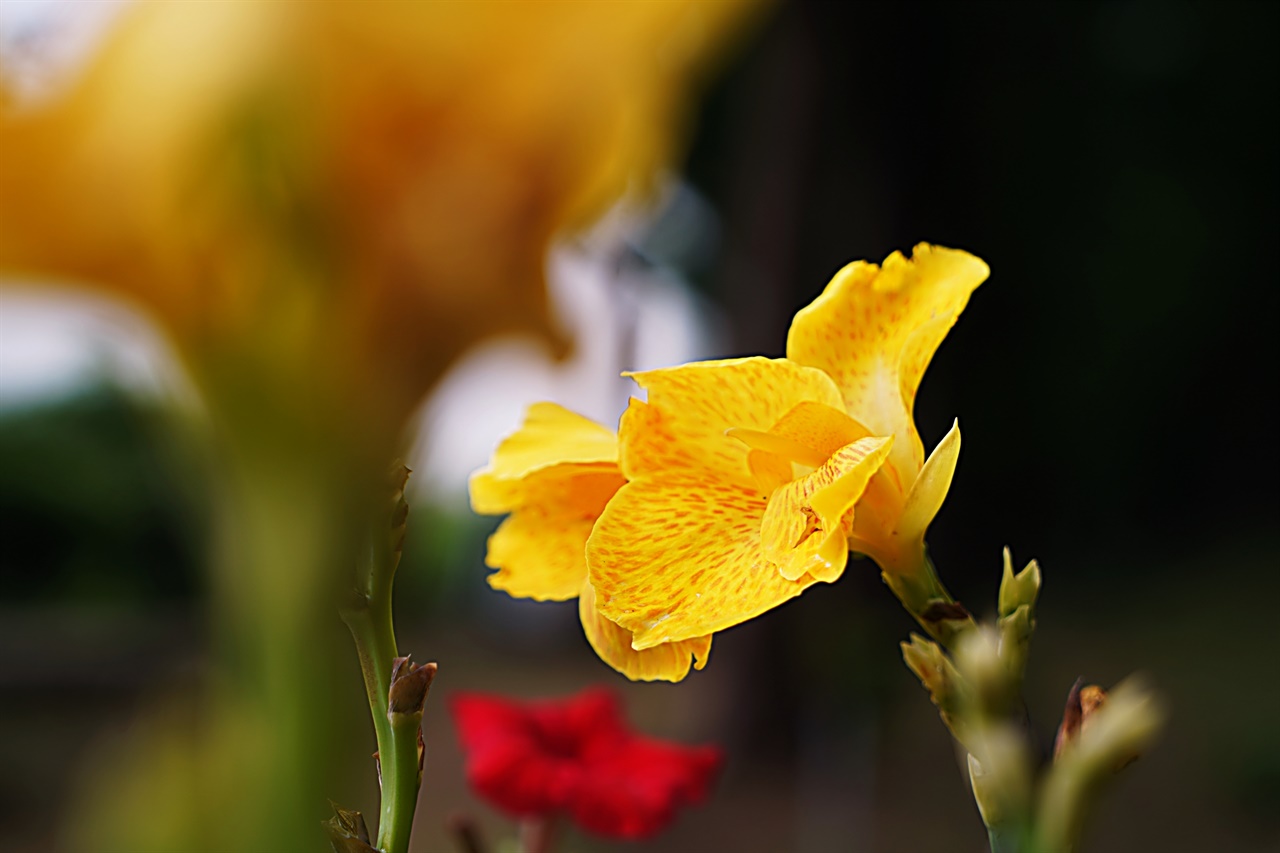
[340,465,434,853]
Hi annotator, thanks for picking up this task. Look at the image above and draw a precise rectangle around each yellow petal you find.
[760,436,894,582]
[786,244,988,482]
[484,468,625,601]
[760,399,872,459]
[579,581,711,682]
[620,357,845,485]
[469,402,617,514]
[896,420,961,545]
[746,448,794,498]
[587,470,817,649]
[730,400,870,496]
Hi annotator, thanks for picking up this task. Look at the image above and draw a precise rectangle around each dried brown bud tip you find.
[388,656,438,717]
[323,801,376,853]
[922,600,971,623]
[1054,678,1108,759]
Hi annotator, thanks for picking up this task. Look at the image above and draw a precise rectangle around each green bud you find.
[998,603,1035,688]
[902,634,972,749]
[998,548,1041,619]
[967,724,1033,835]
[1035,677,1165,853]
[954,626,1007,716]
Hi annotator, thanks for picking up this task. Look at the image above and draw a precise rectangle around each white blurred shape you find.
[0,287,189,410]
[0,0,128,107]
[412,182,726,504]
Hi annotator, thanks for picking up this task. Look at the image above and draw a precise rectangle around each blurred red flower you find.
[450,687,722,839]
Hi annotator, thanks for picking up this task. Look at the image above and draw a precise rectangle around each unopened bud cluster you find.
[901,549,1162,852]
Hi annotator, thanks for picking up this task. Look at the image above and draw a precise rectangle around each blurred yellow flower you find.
[586,244,988,656]
[471,403,711,682]
[0,3,761,845]
[0,0,757,430]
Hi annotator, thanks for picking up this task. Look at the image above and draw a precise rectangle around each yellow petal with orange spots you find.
[484,468,625,601]
[470,402,618,514]
[579,581,711,682]
[897,420,961,545]
[620,357,845,485]
[760,436,894,582]
[762,400,872,459]
[587,470,817,649]
[730,400,871,496]
[786,244,988,482]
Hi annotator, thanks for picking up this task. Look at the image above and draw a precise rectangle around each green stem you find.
[383,707,425,853]
[341,466,422,853]
[988,826,1025,853]
[880,547,975,649]
[212,439,354,848]
[341,595,398,817]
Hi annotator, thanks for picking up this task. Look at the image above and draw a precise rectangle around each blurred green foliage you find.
[0,387,204,601]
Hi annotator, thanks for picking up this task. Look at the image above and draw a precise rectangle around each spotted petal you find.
[786,244,988,481]
[621,357,845,485]
[579,581,711,682]
[470,402,618,514]
[760,436,894,583]
[484,468,625,601]
[587,470,817,650]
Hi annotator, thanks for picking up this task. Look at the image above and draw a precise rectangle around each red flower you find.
[450,687,722,839]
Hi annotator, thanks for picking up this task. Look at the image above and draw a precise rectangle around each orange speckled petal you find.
[734,400,869,498]
[579,581,711,682]
[897,419,961,544]
[587,470,817,649]
[484,469,626,601]
[766,400,872,458]
[621,357,844,485]
[470,402,617,514]
[760,436,894,582]
[786,244,988,482]
[746,449,793,497]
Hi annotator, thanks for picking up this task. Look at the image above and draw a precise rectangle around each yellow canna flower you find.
[470,402,711,682]
[0,0,758,432]
[586,243,988,656]
[472,244,987,677]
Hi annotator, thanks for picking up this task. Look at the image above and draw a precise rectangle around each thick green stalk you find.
[210,429,358,849]
[987,826,1027,853]
[341,465,424,853]
[341,595,398,825]
[383,701,425,853]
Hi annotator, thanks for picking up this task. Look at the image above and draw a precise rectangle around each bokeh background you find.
[2,2,1277,851]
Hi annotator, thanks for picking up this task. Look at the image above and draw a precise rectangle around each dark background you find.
[2,2,1277,851]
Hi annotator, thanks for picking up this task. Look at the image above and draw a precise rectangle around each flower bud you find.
[388,657,438,720]
[1053,679,1108,760]
[954,625,1007,717]
[997,603,1034,687]
[322,801,376,853]
[1036,677,1164,853]
[967,723,1033,834]
[998,548,1041,619]
[902,633,973,749]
